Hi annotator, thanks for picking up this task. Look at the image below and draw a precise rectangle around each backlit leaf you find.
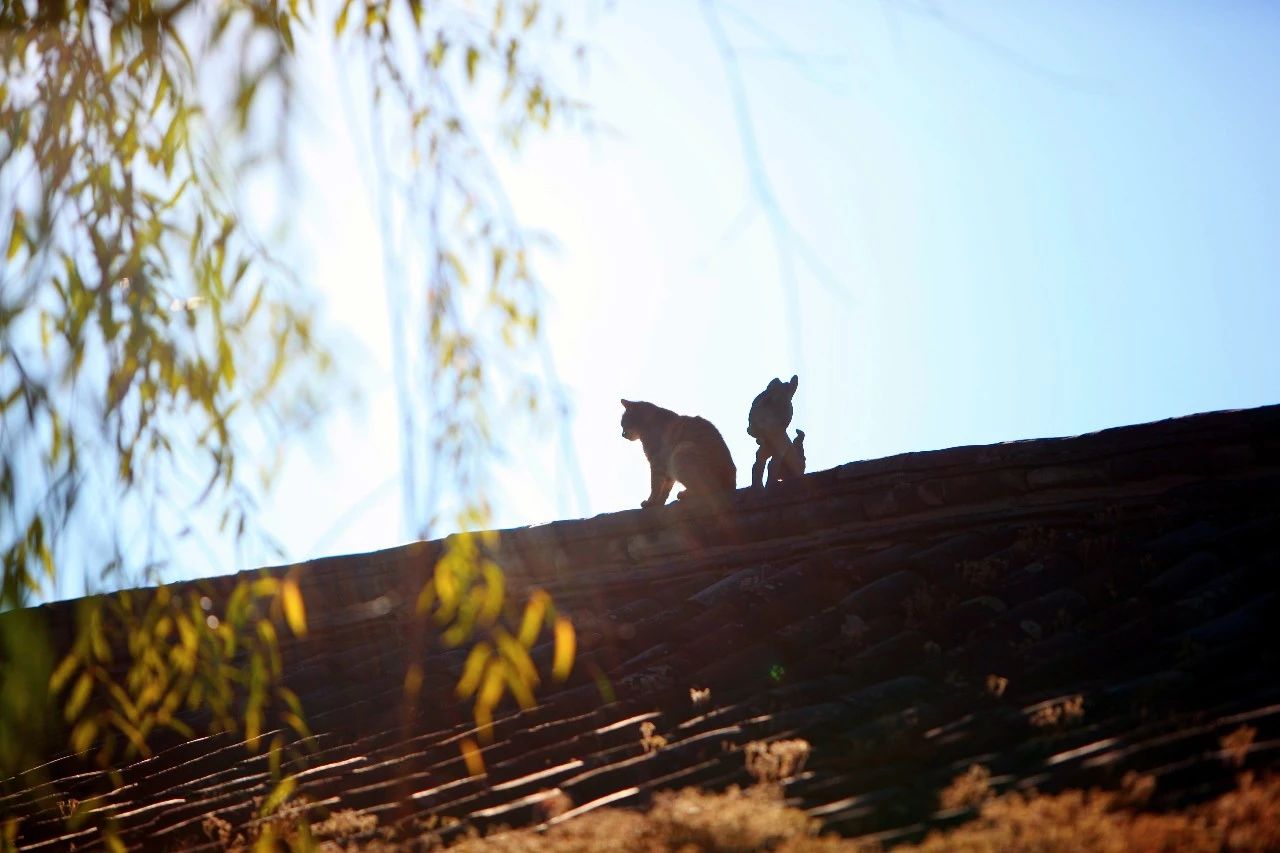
[281,577,306,637]
[6,210,24,261]
[517,589,549,648]
[552,616,575,682]
[456,641,492,699]
[460,737,485,776]
[260,776,296,817]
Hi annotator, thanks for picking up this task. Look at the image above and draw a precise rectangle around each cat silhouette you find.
[621,399,736,508]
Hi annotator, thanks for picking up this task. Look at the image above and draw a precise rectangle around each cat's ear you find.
[789,375,799,389]
[621,399,634,408]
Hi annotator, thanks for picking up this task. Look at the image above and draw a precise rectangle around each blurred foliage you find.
[0,0,585,823]
[337,0,587,535]
[1,1,330,612]
[415,530,575,753]
[335,0,587,761]
[1,0,330,790]
[49,574,310,770]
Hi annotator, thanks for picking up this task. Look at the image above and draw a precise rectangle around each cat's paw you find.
[641,499,656,509]
[675,489,689,501]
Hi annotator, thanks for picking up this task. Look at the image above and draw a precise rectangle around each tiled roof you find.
[5,404,1280,849]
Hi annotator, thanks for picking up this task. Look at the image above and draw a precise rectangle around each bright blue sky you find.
[244,0,1280,572]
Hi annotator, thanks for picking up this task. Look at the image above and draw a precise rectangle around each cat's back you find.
[667,414,731,453]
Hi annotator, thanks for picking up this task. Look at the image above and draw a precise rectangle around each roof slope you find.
[5,404,1280,849]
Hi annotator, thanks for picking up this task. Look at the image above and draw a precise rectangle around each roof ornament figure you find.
[748,374,806,488]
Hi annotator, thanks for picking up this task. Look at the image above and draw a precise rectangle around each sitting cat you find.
[748,375,799,488]
[767,429,806,484]
[621,399,736,508]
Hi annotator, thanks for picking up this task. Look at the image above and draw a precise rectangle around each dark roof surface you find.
[5,404,1280,849]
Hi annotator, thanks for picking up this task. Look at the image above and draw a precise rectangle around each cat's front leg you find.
[642,471,674,508]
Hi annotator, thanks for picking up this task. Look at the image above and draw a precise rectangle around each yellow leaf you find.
[475,704,494,743]
[477,659,505,714]
[258,618,277,648]
[269,734,284,779]
[456,642,492,699]
[434,555,461,620]
[517,589,548,648]
[281,578,306,637]
[460,737,485,777]
[251,577,280,599]
[501,660,535,710]
[415,580,435,615]
[70,719,99,754]
[245,706,262,751]
[478,561,504,627]
[104,828,127,853]
[6,210,24,261]
[106,710,148,756]
[50,653,79,692]
[260,776,296,817]
[465,46,480,83]
[552,616,575,682]
[282,712,312,742]
[106,680,139,724]
[430,34,448,68]
[65,672,93,721]
[496,630,538,688]
[253,826,277,853]
[334,0,353,36]
[404,662,424,700]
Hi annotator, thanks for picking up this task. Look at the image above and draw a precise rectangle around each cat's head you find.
[620,399,653,440]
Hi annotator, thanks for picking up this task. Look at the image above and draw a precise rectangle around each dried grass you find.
[434,771,1280,853]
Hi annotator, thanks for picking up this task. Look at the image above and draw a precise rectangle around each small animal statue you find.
[748,375,803,488]
[767,429,806,485]
[620,399,736,508]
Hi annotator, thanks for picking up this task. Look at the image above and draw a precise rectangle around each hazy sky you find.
[245,0,1279,572]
